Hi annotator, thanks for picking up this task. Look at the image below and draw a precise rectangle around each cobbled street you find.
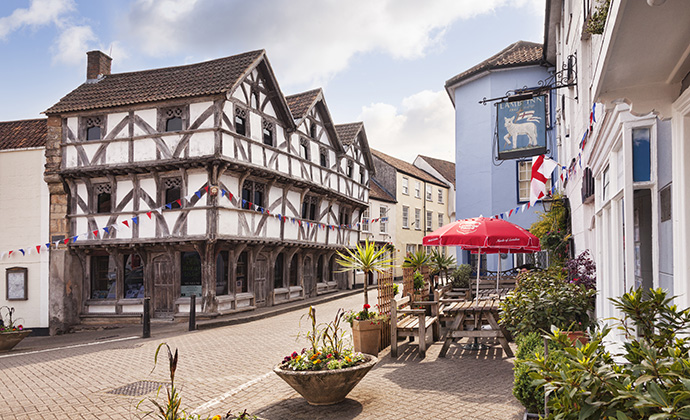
[0,291,523,419]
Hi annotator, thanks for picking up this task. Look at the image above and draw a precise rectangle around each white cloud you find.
[359,90,455,162]
[122,0,517,86]
[0,0,75,40]
[52,25,96,65]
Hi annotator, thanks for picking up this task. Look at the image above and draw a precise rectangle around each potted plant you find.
[0,306,31,352]
[429,249,456,288]
[345,304,387,355]
[336,240,395,353]
[274,306,378,405]
[412,270,426,301]
[403,250,430,300]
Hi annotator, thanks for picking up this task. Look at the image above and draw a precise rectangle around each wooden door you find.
[153,255,174,317]
[303,256,314,297]
[255,254,268,307]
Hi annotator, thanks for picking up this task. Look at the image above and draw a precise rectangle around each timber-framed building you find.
[44,50,374,330]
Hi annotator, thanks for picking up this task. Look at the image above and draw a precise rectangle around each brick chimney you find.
[86,50,112,80]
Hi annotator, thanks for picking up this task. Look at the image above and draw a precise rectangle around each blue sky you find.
[0,0,545,161]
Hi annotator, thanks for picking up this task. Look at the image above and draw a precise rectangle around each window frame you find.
[262,119,274,147]
[319,147,328,168]
[379,205,388,233]
[362,208,370,232]
[300,138,310,160]
[426,210,433,231]
[241,180,265,210]
[158,106,189,133]
[163,177,183,210]
[81,115,106,141]
[402,177,409,195]
[415,181,421,198]
[235,107,248,137]
[438,188,443,204]
[402,206,409,228]
[93,182,112,214]
[301,195,319,221]
[426,185,432,202]
[438,213,444,229]
[415,208,421,230]
[517,160,552,203]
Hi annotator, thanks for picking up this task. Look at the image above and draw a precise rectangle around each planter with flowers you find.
[0,306,31,352]
[274,306,377,406]
[345,304,387,356]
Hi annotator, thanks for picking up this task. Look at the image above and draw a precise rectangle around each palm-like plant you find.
[336,240,395,306]
[429,249,456,287]
[402,249,430,272]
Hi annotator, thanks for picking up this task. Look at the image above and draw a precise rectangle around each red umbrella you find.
[423,217,540,299]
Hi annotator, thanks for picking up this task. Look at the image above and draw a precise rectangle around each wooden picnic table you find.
[438,298,514,358]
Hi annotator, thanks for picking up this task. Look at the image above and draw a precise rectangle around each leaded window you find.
[301,195,319,221]
[319,147,328,168]
[235,107,247,137]
[84,116,104,140]
[241,181,265,209]
[94,183,111,213]
[164,107,184,132]
[164,177,182,209]
[300,138,309,160]
[262,120,274,146]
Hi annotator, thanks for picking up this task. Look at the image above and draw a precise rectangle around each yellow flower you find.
[211,416,222,420]
[313,359,321,364]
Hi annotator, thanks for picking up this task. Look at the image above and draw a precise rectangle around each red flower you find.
[363,304,371,310]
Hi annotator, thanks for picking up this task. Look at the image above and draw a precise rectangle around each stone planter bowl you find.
[0,330,32,352]
[273,354,378,405]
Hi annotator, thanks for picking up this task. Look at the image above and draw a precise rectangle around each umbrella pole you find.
[497,254,501,293]
[475,249,481,304]
[464,249,487,351]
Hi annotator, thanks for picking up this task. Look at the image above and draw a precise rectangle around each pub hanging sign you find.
[496,95,547,160]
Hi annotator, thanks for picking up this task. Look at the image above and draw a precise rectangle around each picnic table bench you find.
[390,295,440,358]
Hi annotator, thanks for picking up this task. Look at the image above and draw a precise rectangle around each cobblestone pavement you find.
[0,291,523,419]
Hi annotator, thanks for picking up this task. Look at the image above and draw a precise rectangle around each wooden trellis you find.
[377,268,394,350]
[402,267,414,299]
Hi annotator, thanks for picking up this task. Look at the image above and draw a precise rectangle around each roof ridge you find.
[0,117,47,124]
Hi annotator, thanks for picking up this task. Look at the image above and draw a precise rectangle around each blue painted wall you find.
[451,64,555,270]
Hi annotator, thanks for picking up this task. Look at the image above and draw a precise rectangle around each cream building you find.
[0,119,50,333]
[371,149,450,278]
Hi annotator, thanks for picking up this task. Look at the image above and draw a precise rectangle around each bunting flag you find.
[122,220,130,228]
[530,155,559,206]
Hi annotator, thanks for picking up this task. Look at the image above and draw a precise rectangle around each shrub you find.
[529,288,690,419]
[413,271,425,291]
[564,250,596,290]
[499,268,596,336]
[450,264,472,288]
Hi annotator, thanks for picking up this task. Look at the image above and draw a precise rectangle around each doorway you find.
[152,254,174,318]
[255,253,269,307]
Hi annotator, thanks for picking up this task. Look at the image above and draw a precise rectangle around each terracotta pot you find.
[352,319,381,355]
[566,330,588,346]
[0,330,31,352]
[274,354,378,405]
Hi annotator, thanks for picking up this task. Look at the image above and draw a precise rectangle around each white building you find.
[545,0,690,325]
[0,119,50,333]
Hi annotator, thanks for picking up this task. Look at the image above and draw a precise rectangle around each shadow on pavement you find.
[256,397,363,420]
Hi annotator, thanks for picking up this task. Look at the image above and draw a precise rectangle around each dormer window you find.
[235,108,247,137]
[262,120,274,146]
[319,147,328,168]
[83,116,104,141]
[310,121,317,139]
[300,138,309,160]
[94,183,111,213]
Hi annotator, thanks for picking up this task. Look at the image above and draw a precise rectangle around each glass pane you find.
[124,254,144,298]
[242,187,251,209]
[263,128,273,146]
[166,117,182,132]
[235,116,246,136]
[632,128,651,182]
[180,252,202,297]
[86,126,101,140]
[166,187,181,209]
[97,192,111,213]
[91,255,116,299]
[237,252,248,293]
[274,253,284,288]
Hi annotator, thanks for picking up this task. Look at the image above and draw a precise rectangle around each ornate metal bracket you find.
[479,53,578,105]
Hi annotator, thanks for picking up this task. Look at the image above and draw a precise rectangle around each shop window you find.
[164,177,182,209]
[94,183,111,213]
[402,206,409,228]
[124,254,144,299]
[180,252,202,297]
[289,254,299,287]
[236,251,248,293]
[216,251,229,295]
[235,108,247,136]
[262,120,274,146]
[362,209,369,231]
[90,255,116,299]
[274,253,284,289]
[83,116,104,141]
[241,181,264,209]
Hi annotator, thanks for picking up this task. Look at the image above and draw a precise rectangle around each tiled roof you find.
[0,118,47,150]
[285,89,321,120]
[417,155,455,185]
[46,50,265,114]
[334,122,363,146]
[445,41,543,89]
[371,149,445,187]
[369,178,396,203]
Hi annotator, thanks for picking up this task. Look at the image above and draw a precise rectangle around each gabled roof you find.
[445,41,544,99]
[286,89,321,120]
[371,149,446,187]
[46,50,279,115]
[0,118,47,150]
[369,178,396,203]
[335,122,375,173]
[417,155,455,186]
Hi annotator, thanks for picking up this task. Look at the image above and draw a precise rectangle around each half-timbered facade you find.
[44,50,374,328]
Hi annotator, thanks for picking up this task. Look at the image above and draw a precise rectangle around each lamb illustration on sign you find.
[496,95,547,160]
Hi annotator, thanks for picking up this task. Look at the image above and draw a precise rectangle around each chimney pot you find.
[86,50,112,80]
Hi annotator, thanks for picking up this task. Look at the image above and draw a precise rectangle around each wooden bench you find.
[390,295,440,358]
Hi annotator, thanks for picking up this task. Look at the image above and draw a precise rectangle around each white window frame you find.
[438,188,443,204]
[426,210,432,231]
[362,208,369,232]
[379,206,388,233]
[402,177,409,195]
[426,185,432,202]
[415,181,421,198]
[415,208,421,230]
[402,206,409,228]
[518,160,551,203]
[438,213,444,229]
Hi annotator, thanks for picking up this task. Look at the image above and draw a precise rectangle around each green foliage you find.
[413,271,425,291]
[402,249,430,271]
[530,193,570,264]
[585,0,611,35]
[499,268,596,336]
[429,249,456,279]
[336,240,396,306]
[282,306,364,371]
[393,283,400,295]
[527,288,690,419]
[344,304,388,326]
[449,264,472,288]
